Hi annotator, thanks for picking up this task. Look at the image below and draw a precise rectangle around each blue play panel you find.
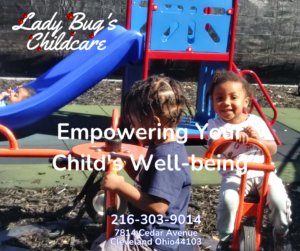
[129,0,233,53]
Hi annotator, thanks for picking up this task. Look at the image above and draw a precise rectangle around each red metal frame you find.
[148,51,229,61]
[106,108,119,239]
[106,163,119,240]
[0,125,70,157]
[143,0,154,79]
[241,70,278,126]
[111,108,119,132]
[126,0,132,30]
[189,137,275,251]
[106,108,120,239]
[142,0,238,79]
[228,0,238,71]
[232,63,282,145]
[252,98,281,145]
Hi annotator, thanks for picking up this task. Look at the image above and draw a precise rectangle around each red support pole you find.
[126,0,132,31]
[232,64,281,145]
[255,172,270,250]
[240,70,278,126]
[231,173,247,250]
[106,163,119,240]
[252,98,282,145]
[228,0,238,71]
[143,0,155,79]
[0,124,19,150]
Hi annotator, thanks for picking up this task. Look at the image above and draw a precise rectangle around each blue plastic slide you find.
[0,26,144,130]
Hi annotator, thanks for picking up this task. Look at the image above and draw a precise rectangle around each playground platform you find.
[0,105,299,189]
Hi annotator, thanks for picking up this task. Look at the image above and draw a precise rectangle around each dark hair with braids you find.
[122,74,195,128]
[205,70,253,108]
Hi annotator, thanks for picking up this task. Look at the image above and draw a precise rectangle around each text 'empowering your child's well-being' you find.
[53,123,248,174]
[58,123,245,144]
[52,153,248,174]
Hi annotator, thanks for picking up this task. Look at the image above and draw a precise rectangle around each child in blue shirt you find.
[0,87,36,107]
[91,74,195,251]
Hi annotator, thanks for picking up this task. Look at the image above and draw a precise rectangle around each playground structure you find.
[123,0,281,145]
[0,108,275,250]
[0,0,281,146]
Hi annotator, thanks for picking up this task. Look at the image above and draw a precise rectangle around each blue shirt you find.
[128,141,192,251]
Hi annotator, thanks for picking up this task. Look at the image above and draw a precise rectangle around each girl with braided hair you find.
[91,74,195,251]
[206,70,292,251]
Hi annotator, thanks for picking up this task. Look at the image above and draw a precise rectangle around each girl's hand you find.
[233,131,248,144]
[100,172,125,192]
[7,88,14,94]
[243,126,261,140]
[107,157,126,170]
[0,92,10,99]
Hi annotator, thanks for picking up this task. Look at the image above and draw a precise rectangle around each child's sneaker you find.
[273,228,292,251]
[215,241,230,251]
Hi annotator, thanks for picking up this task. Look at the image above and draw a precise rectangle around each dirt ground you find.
[0,78,300,251]
[1,183,300,251]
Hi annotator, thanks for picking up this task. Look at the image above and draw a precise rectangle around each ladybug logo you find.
[66,12,74,20]
[37,47,42,52]
[23,13,28,19]
[28,35,33,40]
[18,19,24,25]
[70,31,75,37]
[89,33,94,39]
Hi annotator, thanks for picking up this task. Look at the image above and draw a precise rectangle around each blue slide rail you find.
[0,26,144,130]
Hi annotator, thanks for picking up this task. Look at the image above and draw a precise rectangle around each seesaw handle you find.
[0,124,18,150]
[204,137,272,165]
[106,163,120,240]
[111,108,119,132]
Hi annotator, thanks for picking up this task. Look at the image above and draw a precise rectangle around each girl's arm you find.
[243,126,277,155]
[255,139,277,155]
[101,172,169,215]
[207,120,232,155]
[0,92,9,101]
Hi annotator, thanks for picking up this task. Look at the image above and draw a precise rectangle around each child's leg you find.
[255,172,292,235]
[217,175,256,241]
[217,175,242,241]
[91,224,155,251]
